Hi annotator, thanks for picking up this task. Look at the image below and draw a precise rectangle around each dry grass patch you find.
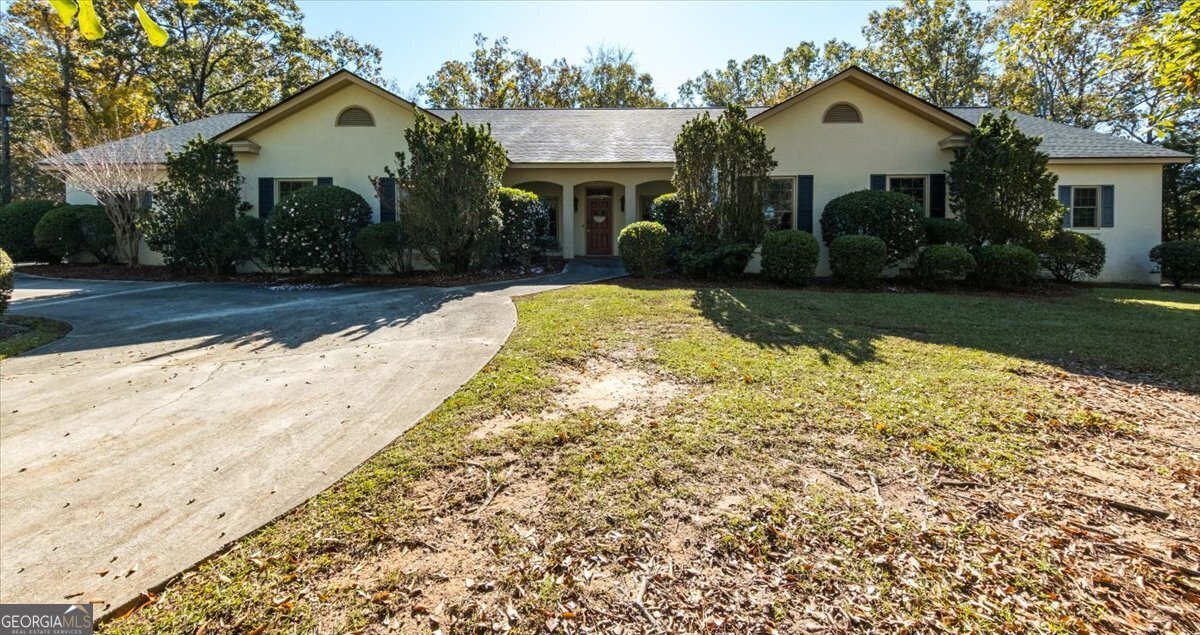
[105,284,1200,634]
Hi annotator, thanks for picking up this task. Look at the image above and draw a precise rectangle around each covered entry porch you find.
[505,166,675,258]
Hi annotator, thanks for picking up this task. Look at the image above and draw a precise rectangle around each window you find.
[336,106,375,127]
[823,103,862,123]
[765,177,795,231]
[888,176,927,211]
[277,178,316,201]
[1071,186,1099,228]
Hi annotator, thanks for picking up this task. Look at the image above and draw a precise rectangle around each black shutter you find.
[870,174,886,191]
[317,177,333,186]
[379,177,396,223]
[258,178,274,217]
[1100,185,1115,228]
[1057,185,1072,228]
[929,173,946,218]
[796,175,814,233]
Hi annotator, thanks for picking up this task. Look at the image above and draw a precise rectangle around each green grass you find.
[105,283,1199,633]
[0,315,71,360]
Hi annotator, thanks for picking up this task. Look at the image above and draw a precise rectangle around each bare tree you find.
[32,127,165,265]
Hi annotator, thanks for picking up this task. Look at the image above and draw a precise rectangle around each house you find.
[53,67,1191,284]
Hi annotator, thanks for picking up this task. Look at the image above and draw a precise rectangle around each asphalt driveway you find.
[0,262,622,613]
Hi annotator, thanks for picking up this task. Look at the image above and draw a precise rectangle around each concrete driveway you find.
[0,262,621,613]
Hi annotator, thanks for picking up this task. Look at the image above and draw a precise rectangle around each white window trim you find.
[276,178,317,201]
[886,174,930,214]
[1068,185,1102,230]
[766,176,797,230]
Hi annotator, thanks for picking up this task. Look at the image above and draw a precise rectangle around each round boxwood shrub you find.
[917,244,975,286]
[266,185,372,274]
[1041,230,1106,282]
[923,217,974,246]
[820,190,924,266]
[829,235,887,287]
[1150,239,1200,288]
[355,221,409,274]
[761,229,819,285]
[618,221,669,278]
[974,244,1040,289]
[0,248,13,317]
[647,193,685,235]
[0,199,59,262]
[34,205,88,260]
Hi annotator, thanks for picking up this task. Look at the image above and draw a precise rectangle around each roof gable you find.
[215,70,438,143]
[749,66,973,134]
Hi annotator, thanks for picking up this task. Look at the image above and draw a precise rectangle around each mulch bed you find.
[16,260,566,288]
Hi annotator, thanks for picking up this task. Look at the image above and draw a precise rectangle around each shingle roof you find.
[946,108,1191,160]
[43,105,1188,167]
[429,108,767,163]
[44,112,256,165]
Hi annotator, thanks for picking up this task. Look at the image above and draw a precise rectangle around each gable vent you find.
[822,103,862,123]
[336,107,375,127]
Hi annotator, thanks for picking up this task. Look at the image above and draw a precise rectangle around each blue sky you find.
[297,1,945,103]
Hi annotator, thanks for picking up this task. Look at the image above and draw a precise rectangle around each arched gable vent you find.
[822,103,862,123]
[336,106,375,127]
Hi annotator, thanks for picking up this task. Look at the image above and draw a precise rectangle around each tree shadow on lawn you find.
[687,283,1200,393]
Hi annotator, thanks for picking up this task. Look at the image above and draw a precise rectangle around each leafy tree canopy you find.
[418,35,664,108]
[677,39,855,107]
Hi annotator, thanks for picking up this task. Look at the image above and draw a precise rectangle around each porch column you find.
[560,181,576,259]
[624,182,639,227]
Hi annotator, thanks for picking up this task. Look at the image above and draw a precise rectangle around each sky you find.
[296,0,943,103]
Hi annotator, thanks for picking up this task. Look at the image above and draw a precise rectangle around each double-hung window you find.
[1070,186,1099,228]
[888,176,927,211]
[765,177,795,231]
[277,178,316,201]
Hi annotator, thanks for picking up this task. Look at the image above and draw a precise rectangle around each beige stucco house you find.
[59,67,1191,284]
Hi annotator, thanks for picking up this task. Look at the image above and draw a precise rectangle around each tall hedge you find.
[497,187,551,270]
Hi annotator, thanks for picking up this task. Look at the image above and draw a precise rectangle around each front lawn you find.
[0,315,72,360]
[107,284,1199,633]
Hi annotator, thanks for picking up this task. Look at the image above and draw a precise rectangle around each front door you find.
[586,196,612,255]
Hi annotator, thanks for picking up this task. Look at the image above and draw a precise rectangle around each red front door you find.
[586,197,612,255]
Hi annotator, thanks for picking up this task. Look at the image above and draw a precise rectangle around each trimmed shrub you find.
[498,187,552,270]
[618,221,669,278]
[75,205,117,263]
[0,200,58,262]
[829,235,887,287]
[355,222,410,274]
[0,248,12,317]
[647,193,686,235]
[761,229,819,285]
[266,185,372,274]
[674,237,755,279]
[917,244,976,286]
[820,190,925,265]
[1150,240,1200,288]
[923,217,974,246]
[974,244,1040,289]
[1041,231,1106,282]
[34,205,87,260]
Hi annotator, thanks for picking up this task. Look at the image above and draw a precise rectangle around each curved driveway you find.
[0,262,621,613]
